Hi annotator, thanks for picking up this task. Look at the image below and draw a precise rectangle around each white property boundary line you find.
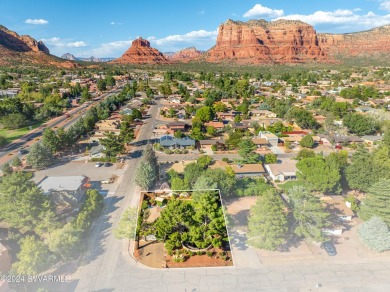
[131,188,236,270]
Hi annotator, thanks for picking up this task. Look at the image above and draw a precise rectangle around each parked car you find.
[104,162,111,167]
[95,162,103,168]
[321,241,337,256]
[18,149,28,155]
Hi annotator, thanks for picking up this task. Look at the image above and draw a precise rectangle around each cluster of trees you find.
[248,186,330,250]
[343,113,379,136]
[154,192,227,250]
[296,150,347,194]
[135,145,158,190]
[340,85,379,101]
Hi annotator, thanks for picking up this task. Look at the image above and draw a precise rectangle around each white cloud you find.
[41,37,61,43]
[25,18,48,25]
[67,41,87,48]
[273,9,390,31]
[243,4,284,18]
[150,29,218,51]
[110,22,116,25]
[380,1,390,12]
[110,21,122,25]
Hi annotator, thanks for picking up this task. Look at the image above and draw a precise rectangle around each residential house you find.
[265,162,297,182]
[251,137,270,149]
[216,111,239,121]
[361,135,383,145]
[259,131,279,147]
[167,95,182,104]
[166,121,188,134]
[250,109,277,118]
[37,176,90,209]
[334,135,364,145]
[321,196,355,235]
[199,139,226,152]
[159,135,195,149]
[204,121,225,131]
[209,160,266,177]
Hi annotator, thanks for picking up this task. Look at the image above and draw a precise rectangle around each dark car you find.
[18,149,28,155]
[104,162,111,167]
[321,241,337,256]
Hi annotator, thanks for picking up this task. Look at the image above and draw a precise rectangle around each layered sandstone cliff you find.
[111,38,169,64]
[166,47,203,62]
[319,25,390,57]
[207,19,326,64]
[0,25,77,67]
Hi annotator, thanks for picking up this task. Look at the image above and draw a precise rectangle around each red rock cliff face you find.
[111,38,169,64]
[0,25,77,68]
[207,19,326,64]
[167,47,203,62]
[318,25,390,57]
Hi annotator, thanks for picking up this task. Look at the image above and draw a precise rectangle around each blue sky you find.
[1,0,390,57]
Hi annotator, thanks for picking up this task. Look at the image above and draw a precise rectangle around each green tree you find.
[170,177,190,190]
[206,126,216,136]
[226,131,244,149]
[47,223,83,260]
[0,134,7,147]
[247,190,288,250]
[296,149,315,160]
[184,163,205,186]
[105,75,116,87]
[0,171,57,234]
[213,102,227,112]
[345,146,378,192]
[195,106,214,122]
[299,134,314,148]
[135,161,157,190]
[197,155,213,168]
[288,186,330,242]
[100,131,124,158]
[238,139,259,164]
[193,175,218,191]
[42,128,60,153]
[97,79,107,91]
[190,127,205,140]
[119,121,135,144]
[114,207,138,239]
[13,236,54,275]
[1,163,12,175]
[343,113,378,136]
[1,113,27,129]
[264,153,277,164]
[359,179,390,225]
[174,130,184,138]
[358,216,390,252]
[297,156,341,193]
[26,143,54,170]
[131,108,142,120]
[11,157,22,167]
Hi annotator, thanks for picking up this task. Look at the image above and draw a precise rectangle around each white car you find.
[95,162,103,168]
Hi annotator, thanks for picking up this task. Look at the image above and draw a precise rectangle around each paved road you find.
[0,89,120,167]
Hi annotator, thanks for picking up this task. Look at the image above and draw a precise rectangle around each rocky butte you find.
[111,37,169,64]
[206,19,326,64]
[0,25,77,68]
[166,47,204,63]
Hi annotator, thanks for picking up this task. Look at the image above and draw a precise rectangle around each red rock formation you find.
[0,25,77,67]
[111,38,169,64]
[166,47,203,62]
[207,19,326,64]
[318,25,390,57]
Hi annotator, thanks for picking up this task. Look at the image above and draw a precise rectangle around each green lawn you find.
[0,121,44,144]
[278,180,306,192]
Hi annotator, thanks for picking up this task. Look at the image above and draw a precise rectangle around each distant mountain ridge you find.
[165,47,204,63]
[61,53,114,62]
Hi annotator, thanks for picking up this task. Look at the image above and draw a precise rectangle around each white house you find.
[265,162,297,182]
